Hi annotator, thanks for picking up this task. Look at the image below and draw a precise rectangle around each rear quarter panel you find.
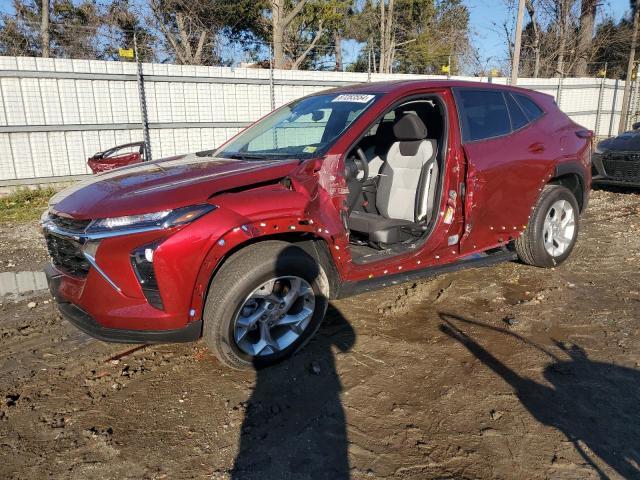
[459,90,587,254]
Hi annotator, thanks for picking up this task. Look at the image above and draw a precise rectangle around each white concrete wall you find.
[0,55,634,184]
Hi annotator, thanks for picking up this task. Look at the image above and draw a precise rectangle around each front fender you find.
[185,185,346,321]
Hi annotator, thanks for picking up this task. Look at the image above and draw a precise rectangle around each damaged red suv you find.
[42,80,591,369]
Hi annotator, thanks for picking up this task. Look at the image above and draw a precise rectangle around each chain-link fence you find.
[0,53,638,185]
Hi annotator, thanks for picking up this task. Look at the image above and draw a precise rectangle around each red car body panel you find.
[87,142,145,173]
[88,152,142,173]
[43,80,591,337]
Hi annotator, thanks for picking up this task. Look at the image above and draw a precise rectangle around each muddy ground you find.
[1,187,639,480]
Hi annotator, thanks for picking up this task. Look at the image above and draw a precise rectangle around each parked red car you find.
[87,142,145,173]
[42,80,591,369]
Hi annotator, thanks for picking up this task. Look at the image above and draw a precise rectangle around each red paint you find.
[87,142,145,173]
[46,80,591,334]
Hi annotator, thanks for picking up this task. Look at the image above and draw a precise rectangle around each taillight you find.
[575,129,593,139]
[130,240,164,310]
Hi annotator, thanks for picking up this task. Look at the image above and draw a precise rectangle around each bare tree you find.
[40,0,49,57]
[272,0,308,69]
[289,19,324,69]
[378,0,395,73]
[619,5,639,133]
[150,1,209,64]
[555,0,572,76]
[574,0,596,76]
[526,0,541,77]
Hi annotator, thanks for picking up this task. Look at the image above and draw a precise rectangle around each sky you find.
[465,0,632,68]
[0,0,633,71]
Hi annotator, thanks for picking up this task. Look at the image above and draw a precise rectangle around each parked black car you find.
[592,122,640,187]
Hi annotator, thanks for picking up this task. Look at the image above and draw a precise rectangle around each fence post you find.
[608,79,620,137]
[268,44,275,111]
[134,34,152,162]
[594,76,606,137]
[630,77,640,129]
[556,76,564,107]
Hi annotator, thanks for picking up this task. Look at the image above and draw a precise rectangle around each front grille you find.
[45,234,90,278]
[602,153,640,182]
[49,213,91,233]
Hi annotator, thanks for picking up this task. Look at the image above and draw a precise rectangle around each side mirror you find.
[632,122,640,131]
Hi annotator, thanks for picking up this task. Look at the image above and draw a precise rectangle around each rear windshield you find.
[215,93,379,160]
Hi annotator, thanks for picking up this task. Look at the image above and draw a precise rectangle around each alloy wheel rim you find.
[543,199,576,257]
[233,276,315,357]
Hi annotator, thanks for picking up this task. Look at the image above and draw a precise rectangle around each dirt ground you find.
[1,187,640,480]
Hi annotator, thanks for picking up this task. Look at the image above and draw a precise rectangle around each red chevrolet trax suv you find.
[41,80,592,369]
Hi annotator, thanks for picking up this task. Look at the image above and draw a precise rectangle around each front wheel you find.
[202,241,328,370]
[515,184,580,268]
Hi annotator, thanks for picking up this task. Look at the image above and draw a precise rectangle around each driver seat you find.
[348,112,437,244]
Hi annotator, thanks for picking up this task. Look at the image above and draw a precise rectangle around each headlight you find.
[87,204,216,233]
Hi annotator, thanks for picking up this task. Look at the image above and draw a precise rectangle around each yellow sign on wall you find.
[441,65,450,74]
[118,48,134,59]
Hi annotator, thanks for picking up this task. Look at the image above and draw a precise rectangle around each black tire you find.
[202,241,328,370]
[515,184,580,268]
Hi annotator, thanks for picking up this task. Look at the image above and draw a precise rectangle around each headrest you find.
[393,112,428,141]
[375,121,395,144]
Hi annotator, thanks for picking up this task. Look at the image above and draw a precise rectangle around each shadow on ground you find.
[231,304,355,480]
[440,312,640,480]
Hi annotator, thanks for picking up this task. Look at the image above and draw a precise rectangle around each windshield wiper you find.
[225,152,271,161]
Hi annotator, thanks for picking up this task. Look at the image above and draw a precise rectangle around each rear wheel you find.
[515,184,580,268]
[202,241,328,370]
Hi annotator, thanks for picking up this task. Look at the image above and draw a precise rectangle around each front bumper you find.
[46,265,202,343]
[592,152,640,187]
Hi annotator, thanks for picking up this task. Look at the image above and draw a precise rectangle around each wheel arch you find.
[204,233,340,304]
[550,162,587,212]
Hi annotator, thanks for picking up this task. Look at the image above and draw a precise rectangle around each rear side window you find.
[513,93,544,121]
[505,93,528,130]
[454,89,511,142]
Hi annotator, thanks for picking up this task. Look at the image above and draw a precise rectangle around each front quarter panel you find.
[186,175,342,320]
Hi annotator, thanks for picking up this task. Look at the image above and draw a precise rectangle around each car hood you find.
[598,130,640,153]
[50,154,300,220]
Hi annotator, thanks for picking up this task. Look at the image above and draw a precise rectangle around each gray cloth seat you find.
[349,112,438,244]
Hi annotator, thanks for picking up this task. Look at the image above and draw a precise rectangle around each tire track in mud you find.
[1,188,640,479]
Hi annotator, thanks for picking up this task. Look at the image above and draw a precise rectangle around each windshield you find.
[215,93,379,160]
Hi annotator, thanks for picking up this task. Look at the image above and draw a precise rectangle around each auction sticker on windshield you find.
[331,94,375,103]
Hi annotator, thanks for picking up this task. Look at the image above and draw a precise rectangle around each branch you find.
[175,13,193,62]
[193,30,207,65]
[156,17,187,64]
[283,0,308,29]
[292,20,324,69]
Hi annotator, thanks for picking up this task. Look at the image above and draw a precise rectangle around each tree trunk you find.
[40,0,50,57]
[526,0,540,78]
[619,7,639,134]
[334,31,342,71]
[379,0,386,73]
[378,0,394,74]
[271,0,308,69]
[272,0,285,69]
[555,0,569,77]
[574,0,596,77]
[385,0,394,73]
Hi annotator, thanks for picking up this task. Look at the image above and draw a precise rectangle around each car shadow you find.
[231,245,355,480]
[592,184,640,195]
[439,312,640,480]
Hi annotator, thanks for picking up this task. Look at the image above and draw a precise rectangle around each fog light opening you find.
[131,240,164,310]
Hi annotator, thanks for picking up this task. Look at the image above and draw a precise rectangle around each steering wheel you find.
[353,147,369,185]
[345,147,370,212]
